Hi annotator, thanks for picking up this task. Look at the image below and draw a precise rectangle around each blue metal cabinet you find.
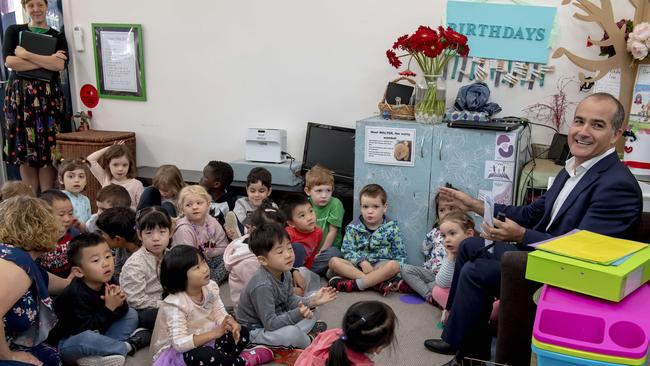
[354,117,529,265]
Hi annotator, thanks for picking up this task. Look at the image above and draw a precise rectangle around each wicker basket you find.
[56,130,136,212]
[378,76,416,120]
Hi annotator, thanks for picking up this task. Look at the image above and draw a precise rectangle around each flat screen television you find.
[301,122,355,186]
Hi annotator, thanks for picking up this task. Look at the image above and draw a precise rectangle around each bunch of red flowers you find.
[386,25,469,76]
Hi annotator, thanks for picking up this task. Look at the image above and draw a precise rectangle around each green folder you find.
[525,246,650,302]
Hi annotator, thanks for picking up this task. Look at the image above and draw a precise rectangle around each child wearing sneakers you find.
[199,160,238,225]
[236,223,337,349]
[48,233,149,366]
[400,186,462,305]
[225,200,322,309]
[281,194,343,276]
[225,167,277,240]
[150,245,273,366]
[328,184,407,295]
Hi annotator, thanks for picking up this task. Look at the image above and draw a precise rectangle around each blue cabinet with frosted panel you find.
[429,124,530,226]
[354,117,529,265]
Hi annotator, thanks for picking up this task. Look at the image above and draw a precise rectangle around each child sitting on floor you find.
[49,233,149,366]
[87,143,143,210]
[295,300,397,366]
[172,185,229,283]
[328,184,407,295]
[57,158,92,229]
[400,186,460,304]
[199,160,238,225]
[96,207,139,280]
[303,165,344,252]
[225,167,276,239]
[236,223,337,349]
[224,200,321,309]
[150,245,273,366]
[86,184,132,234]
[137,164,185,217]
[37,189,80,278]
[120,206,172,331]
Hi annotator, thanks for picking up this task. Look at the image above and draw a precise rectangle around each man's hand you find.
[437,187,483,214]
[298,303,313,319]
[359,261,373,274]
[310,287,337,307]
[481,218,525,243]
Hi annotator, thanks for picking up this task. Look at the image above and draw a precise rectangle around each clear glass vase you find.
[415,74,447,124]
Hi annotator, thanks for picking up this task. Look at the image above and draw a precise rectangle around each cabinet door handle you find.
[438,139,443,160]
[420,138,425,158]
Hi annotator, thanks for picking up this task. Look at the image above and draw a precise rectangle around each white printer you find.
[245,128,287,163]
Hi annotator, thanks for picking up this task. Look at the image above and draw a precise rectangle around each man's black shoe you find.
[424,339,457,355]
[127,328,152,355]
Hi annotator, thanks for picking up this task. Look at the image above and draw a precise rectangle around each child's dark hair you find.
[204,161,234,188]
[56,158,90,184]
[160,245,206,294]
[279,194,310,221]
[247,167,272,189]
[247,199,285,228]
[328,301,397,366]
[136,206,172,231]
[434,182,455,207]
[96,184,132,208]
[359,184,387,205]
[96,207,138,243]
[98,145,137,179]
[433,182,457,227]
[67,233,108,268]
[249,222,289,257]
[39,189,71,206]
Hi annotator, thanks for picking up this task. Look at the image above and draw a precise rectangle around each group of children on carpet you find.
[0,142,480,366]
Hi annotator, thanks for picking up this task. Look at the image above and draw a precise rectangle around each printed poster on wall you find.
[446,1,557,63]
[492,181,513,205]
[629,64,650,128]
[593,68,621,99]
[484,160,515,182]
[494,132,517,162]
[364,126,416,167]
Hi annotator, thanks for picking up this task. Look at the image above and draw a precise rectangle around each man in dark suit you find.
[425,93,643,365]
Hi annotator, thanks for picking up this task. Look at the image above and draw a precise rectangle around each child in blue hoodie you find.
[328,184,406,295]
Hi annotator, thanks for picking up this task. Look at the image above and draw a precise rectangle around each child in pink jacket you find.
[295,301,397,366]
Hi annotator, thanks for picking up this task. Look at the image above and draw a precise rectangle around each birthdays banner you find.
[447,1,557,63]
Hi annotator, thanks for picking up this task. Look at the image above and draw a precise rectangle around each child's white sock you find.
[355,278,367,290]
[124,341,133,354]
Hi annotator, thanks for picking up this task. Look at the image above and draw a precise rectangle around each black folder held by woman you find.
[16,31,57,81]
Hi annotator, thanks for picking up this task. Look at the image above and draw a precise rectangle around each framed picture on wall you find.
[91,23,146,101]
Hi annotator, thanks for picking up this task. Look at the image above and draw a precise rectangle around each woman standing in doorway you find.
[2,0,68,194]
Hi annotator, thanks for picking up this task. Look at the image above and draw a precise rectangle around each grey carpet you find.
[126,281,457,366]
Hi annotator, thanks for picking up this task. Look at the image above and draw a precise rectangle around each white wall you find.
[62,0,633,171]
